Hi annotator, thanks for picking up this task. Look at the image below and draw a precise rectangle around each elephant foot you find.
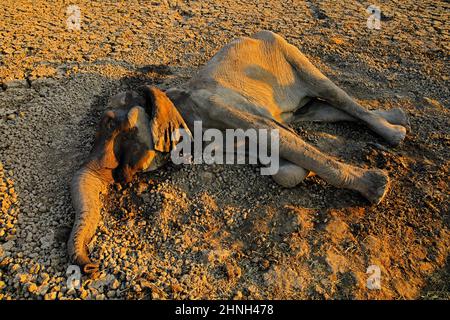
[375,108,410,128]
[357,169,390,205]
[378,123,406,147]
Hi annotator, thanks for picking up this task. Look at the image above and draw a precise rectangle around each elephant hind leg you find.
[279,39,406,146]
[290,99,409,127]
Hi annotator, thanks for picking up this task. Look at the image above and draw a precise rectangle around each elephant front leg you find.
[277,126,390,204]
[208,96,390,204]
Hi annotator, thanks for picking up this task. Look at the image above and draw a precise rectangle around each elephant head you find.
[68,85,189,275]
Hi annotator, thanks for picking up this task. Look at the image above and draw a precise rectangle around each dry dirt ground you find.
[0,0,449,300]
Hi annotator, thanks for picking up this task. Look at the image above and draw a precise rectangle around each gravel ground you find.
[0,0,449,300]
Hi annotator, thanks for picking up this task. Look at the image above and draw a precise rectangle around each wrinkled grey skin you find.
[69,31,408,275]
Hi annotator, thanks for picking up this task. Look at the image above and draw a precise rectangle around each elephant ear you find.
[139,85,191,153]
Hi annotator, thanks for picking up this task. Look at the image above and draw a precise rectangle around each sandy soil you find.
[0,0,449,300]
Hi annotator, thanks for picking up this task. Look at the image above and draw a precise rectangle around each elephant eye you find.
[102,113,119,130]
[110,118,118,127]
[104,118,116,130]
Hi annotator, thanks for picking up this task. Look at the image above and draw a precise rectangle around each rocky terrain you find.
[0,0,449,300]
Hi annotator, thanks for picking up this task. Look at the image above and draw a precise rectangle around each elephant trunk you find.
[68,162,112,275]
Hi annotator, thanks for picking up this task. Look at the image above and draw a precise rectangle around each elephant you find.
[68,31,408,275]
